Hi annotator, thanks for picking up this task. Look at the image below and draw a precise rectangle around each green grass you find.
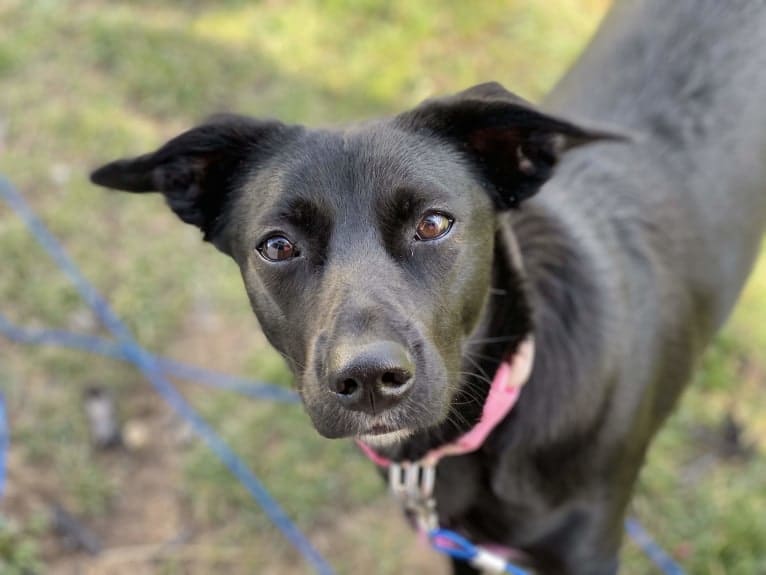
[0,1,764,573]
[0,516,45,575]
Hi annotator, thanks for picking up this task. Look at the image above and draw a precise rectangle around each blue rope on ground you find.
[0,174,686,575]
[0,176,334,575]
[0,317,300,403]
[625,518,685,575]
[430,528,529,575]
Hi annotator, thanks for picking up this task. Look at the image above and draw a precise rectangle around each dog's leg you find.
[450,558,481,575]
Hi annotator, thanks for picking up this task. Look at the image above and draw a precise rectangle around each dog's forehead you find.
[261,124,475,211]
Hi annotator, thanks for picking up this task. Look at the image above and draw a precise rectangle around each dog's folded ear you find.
[90,115,299,243]
[397,81,622,208]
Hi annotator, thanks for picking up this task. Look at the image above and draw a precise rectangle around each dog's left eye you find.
[415,211,454,241]
[257,235,298,262]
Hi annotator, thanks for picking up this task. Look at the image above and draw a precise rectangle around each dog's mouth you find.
[358,424,415,447]
[365,423,401,435]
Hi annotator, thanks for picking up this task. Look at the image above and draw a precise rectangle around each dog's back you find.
[500,0,766,491]
[547,0,766,335]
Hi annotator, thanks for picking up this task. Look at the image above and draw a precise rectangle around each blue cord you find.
[430,528,529,575]
[625,518,685,575]
[0,176,334,575]
[0,316,300,403]
[429,528,477,562]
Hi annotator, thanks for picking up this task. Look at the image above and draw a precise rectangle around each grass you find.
[0,1,764,573]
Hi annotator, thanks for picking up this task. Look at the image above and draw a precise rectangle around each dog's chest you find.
[431,453,517,543]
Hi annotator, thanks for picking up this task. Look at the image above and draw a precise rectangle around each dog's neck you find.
[384,200,610,462]
[503,200,613,449]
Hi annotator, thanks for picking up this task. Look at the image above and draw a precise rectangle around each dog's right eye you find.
[257,235,298,262]
[415,211,454,241]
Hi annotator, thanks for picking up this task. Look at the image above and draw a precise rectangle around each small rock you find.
[719,412,755,460]
[174,419,196,447]
[68,309,97,332]
[52,503,102,555]
[49,163,72,186]
[123,419,151,451]
[83,386,121,449]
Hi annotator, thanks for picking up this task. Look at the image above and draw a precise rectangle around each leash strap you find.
[386,460,529,574]
[429,529,529,575]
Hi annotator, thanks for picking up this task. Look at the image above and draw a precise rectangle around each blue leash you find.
[430,528,529,574]
[0,316,300,404]
[0,176,334,575]
[0,175,686,575]
[625,518,685,575]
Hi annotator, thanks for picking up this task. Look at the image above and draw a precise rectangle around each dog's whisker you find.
[453,370,493,387]
[462,354,492,383]
[443,408,471,433]
[463,349,506,364]
[464,335,519,345]
[274,349,306,371]
[449,380,490,408]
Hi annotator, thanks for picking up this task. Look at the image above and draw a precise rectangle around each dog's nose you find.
[328,340,414,414]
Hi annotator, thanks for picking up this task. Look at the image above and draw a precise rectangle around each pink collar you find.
[357,337,535,467]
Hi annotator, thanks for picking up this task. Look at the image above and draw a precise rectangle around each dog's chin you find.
[307,407,443,442]
[357,427,414,447]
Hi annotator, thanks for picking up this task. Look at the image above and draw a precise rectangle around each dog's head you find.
[91,82,607,445]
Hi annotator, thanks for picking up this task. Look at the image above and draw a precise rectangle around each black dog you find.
[91,1,766,573]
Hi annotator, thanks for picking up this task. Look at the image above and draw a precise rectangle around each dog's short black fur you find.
[91,1,766,573]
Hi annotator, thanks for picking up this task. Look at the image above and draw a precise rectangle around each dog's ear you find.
[90,115,299,244]
[397,82,620,208]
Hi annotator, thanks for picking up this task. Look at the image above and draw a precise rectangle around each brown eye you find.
[257,235,297,262]
[415,211,454,241]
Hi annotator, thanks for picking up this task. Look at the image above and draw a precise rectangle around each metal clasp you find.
[389,461,438,532]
